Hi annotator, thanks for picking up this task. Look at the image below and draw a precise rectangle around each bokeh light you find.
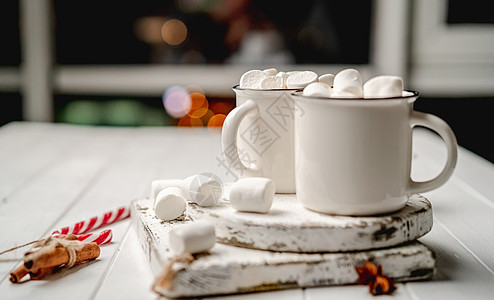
[60,100,103,125]
[104,99,143,126]
[134,16,166,44]
[200,109,215,124]
[161,18,188,46]
[187,92,209,118]
[178,115,203,127]
[208,113,226,127]
[162,85,192,118]
[162,84,234,128]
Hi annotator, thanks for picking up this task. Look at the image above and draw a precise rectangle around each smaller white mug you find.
[221,85,302,193]
[291,91,458,215]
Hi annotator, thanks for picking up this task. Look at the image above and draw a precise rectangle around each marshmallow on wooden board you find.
[332,68,363,98]
[239,70,266,89]
[303,82,332,97]
[262,67,278,76]
[151,179,184,207]
[154,187,187,221]
[286,71,318,89]
[229,177,275,213]
[363,75,403,98]
[152,175,222,207]
[318,73,335,87]
[169,221,216,254]
[260,76,285,89]
[182,174,223,207]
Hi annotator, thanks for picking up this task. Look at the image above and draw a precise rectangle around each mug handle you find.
[221,100,262,177]
[408,111,458,194]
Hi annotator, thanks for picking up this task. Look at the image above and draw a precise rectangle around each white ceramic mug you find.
[291,91,458,215]
[221,85,302,193]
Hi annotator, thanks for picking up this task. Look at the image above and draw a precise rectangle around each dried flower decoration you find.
[355,261,396,295]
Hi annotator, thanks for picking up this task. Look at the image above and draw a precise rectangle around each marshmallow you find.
[262,67,278,76]
[239,70,266,89]
[151,179,183,207]
[169,221,216,254]
[152,175,223,208]
[318,73,335,87]
[302,82,333,98]
[363,75,403,98]
[182,174,223,207]
[154,187,187,221]
[260,76,285,89]
[286,71,318,89]
[275,71,289,88]
[332,68,363,98]
[229,177,275,213]
[275,71,289,79]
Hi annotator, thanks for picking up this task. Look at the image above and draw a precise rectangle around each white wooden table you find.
[0,121,493,299]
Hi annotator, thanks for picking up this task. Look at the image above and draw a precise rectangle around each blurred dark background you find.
[0,0,493,163]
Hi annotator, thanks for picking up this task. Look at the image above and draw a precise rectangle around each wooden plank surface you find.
[411,129,494,272]
[0,123,493,300]
[0,124,221,298]
[0,124,125,280]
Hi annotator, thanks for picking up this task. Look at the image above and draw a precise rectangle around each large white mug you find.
[291,91,458,215]
[221,85,302,193]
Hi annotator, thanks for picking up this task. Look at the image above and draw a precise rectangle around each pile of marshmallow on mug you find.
[239,68,404,98]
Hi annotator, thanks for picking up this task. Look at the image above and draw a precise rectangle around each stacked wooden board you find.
[131,192,436,298]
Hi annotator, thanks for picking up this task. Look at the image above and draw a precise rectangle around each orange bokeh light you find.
[178,115,203,127]
[161,18,188,46]
[187,92,209,118]
[134,16,165,44]
[208,114,227,127]
[200,109,215,124]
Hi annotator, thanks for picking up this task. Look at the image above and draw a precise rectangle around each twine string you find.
[0,236,85,267]
[0,239,45,262]
[152,253,195,295]
[24,236,85,268]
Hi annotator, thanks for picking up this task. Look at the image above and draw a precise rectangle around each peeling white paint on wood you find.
[131,198,436,299]
[188,193,433,252]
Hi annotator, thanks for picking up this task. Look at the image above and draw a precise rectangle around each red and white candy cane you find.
[52,206,130,236]
[53,229,113,245]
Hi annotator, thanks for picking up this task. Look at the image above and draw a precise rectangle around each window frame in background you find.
[0,0,407,122]
[410,0,494,96]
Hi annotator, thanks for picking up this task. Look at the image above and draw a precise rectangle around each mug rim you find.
[232,84,302,92]
[291,90,419,101]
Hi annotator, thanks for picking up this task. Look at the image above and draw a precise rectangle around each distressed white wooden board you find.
[188,192,432,252]
[132,198,436,299]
